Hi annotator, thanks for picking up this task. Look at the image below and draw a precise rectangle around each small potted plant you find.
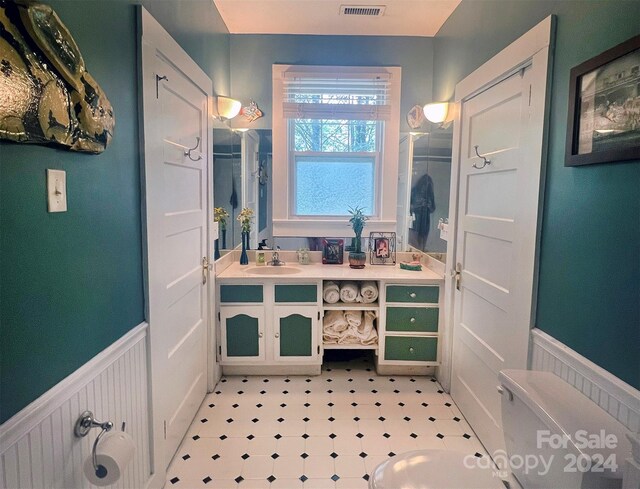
[237,207,254,265]
[348,206,368,269]
[213,207,229,259]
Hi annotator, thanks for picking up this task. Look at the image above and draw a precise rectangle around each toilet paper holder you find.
[74,411,114,474]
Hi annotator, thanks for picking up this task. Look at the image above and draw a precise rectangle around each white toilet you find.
[370,370,631,489]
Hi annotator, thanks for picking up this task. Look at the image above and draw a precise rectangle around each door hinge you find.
[202,256,212,285]
[155,74,168,99]
[453,263,462,291]
[218,312,221,321]
[163,420,167,439]
[317,345,320,355]
[318,311,320,320]
[219,345,222,355]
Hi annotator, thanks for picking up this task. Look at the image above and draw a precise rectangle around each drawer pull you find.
[259,332,264,338]
[275,333,280,338]
[410,317,416,323]
[409,347,415,353]
[409,292,417,298]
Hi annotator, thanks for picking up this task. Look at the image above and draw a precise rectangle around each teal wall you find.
[229,34,434,131]
[0,0,229,424]
[434,1,640,389]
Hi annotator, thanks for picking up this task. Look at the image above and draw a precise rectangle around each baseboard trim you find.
[0,321,148,451]
[530,328,640,432]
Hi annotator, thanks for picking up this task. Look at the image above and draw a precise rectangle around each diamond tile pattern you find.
[166,356,487,487]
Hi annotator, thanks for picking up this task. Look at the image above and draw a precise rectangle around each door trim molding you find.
[139,7,214,488]
[439,15,555,391]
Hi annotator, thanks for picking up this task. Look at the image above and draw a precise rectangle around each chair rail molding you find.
[530,328,640,432]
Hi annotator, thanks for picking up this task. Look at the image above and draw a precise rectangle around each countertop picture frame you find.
[369,232,396,265]
[565,34,640,167]
[322,238,344,264]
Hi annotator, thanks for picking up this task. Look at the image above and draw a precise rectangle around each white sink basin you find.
[244,266,301,275]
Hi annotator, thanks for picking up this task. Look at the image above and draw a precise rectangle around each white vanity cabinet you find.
[218,281,322,374]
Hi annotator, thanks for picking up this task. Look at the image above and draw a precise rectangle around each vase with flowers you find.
[348,206,368,269]
[214,207,229,260]
[237,207,254,265]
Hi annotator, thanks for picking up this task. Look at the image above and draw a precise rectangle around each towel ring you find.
[473,145,491,169]
[185,137,203,161]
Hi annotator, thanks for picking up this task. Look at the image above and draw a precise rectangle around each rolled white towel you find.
[339,281,361,303]
[359,281,379,303]
[323,281,341,304]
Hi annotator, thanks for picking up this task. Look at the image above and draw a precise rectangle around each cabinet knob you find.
[275,333,280,338]
[409,347,415,353]
[409,292,417,298]
[410,317,416,323]
[259,332,263,338]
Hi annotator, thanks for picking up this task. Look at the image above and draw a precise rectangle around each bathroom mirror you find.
[214,127,451,256]
[398,129,452,254]
[213,128,272,256]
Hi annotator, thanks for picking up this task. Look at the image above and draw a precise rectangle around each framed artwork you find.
[322,239,344,264]
[565,34,640,166]
[369,232,396,265]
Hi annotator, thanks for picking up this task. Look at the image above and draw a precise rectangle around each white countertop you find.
[216,261,443,282]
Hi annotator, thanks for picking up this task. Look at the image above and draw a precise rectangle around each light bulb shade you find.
[217,96,242,120]
[423,102,449,124]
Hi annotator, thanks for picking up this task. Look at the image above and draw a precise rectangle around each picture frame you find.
[322,238,344,264]
[369,232,396,265]
[565,34,640,167]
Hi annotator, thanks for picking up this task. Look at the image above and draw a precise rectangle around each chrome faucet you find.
[269,246,285,266]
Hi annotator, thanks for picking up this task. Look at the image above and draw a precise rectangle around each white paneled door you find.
[141,8,213,477]
[450,18,552,459]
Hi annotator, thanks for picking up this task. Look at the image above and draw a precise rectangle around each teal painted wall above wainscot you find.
[0,0,231,424]
[434,1,640,389]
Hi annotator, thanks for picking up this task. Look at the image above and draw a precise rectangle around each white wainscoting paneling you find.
[531,328,640,433]
[0,323,150,489]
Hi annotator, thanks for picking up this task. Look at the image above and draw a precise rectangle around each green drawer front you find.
[220,285,263,303]
[386,285,439,303]
[226,314,260,357]
[275,285,317,303]
[385,336,438,362]
[386,307,439,333]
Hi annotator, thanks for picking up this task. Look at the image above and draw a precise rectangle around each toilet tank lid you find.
[499,370,631,476]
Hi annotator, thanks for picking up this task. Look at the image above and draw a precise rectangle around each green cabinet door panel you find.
[275,284,317,303]
[226,314,260,357]
[220,285,263,303]
[279,314,313,357]
[384,336,438,362]
[386,307,439,332]
[386,285,439,303]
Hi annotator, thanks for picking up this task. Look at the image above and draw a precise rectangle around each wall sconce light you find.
[214,95,242,121]
[422,102,449,124]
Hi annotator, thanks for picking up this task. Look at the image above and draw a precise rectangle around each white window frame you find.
[272,64,401,237]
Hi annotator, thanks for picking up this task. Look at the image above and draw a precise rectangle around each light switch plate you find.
[47,169,67,212]
[212,221,219,240]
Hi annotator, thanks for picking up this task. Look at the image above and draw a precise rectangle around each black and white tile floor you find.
[165,356,487,488]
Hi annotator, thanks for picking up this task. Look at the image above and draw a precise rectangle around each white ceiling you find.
[213,0,461,37]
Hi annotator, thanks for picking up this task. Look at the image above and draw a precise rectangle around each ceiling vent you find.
[340,5,386,17]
